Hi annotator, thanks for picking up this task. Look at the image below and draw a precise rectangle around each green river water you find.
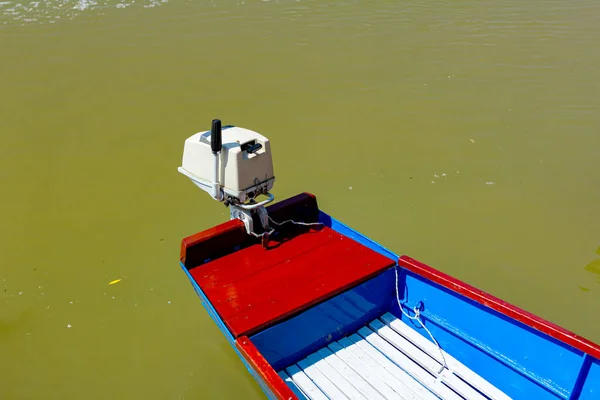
[1,1,599,398]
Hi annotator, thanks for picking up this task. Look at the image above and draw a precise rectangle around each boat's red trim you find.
[399,255,600,361]
[235,336,297,400]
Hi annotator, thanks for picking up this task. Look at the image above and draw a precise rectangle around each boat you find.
[177,120,600,399]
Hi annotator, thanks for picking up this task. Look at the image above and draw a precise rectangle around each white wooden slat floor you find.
[280,313,510,400]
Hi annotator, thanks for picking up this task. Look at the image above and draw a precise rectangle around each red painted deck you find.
[187,214,395,338]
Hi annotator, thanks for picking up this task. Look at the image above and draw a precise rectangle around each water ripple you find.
[1,0,168,25]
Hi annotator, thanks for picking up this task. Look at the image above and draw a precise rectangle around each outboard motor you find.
[178,119,276,238]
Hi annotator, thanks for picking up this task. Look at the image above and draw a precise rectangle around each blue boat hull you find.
[179,199,600,399]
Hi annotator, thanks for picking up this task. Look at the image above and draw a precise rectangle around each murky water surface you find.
[1,0,599,398]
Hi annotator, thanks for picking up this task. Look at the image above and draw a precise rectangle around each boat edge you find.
[399,255,600,361]
[180,261,296,399]
[236,336,298,400]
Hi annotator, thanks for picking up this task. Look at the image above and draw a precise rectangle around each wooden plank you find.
[381,312,511,400]
[219,238,394,337]
[345,334,438,400]
[282,366,328,400]
[369,319,443,373]
[327,341,406,400]
[304,352,368,400]
[194,226,338,294]
[190,221,394,337]
[369,319,486,400]
[200,231,358,315]
[279,313,510,400]
[315,347,387,400]
[296,357,351,399]
[358,326,464,400]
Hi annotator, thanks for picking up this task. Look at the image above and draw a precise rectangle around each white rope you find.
[394,265,450,375]
[249,228,274,238]
[249,217,322,239]
[268,216,323,228]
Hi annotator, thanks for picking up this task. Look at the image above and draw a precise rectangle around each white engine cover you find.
[178,125,274,203]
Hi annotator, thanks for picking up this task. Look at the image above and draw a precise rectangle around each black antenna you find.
[211,119,222,154]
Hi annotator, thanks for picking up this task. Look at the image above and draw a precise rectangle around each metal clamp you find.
[235,193,275,210]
